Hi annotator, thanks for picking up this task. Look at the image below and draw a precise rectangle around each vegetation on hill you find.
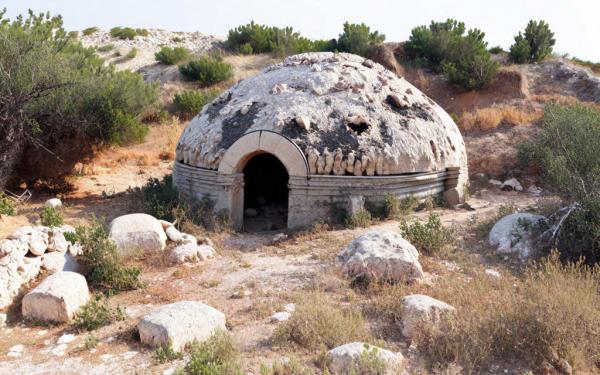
[519,103,600,264]
[179,56,233,85]
[226,21,382,57]
[405,19,498,90]
[110,26,148,40]
[0,9,158,188]
[509,20,555,63]
[173,89,221,119]
[155,46,190,65]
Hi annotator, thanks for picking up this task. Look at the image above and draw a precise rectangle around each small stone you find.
[165,226,183,242]
[501,178,523,192]
[401,294,455,340]
[283,303,295,313]
[327,342,404,374]
[7,344,24,357]
[57,333,76,344]
[489,179,502,187]
[170,243,215,264]
[270,311,290,322]
[44,198,62,208]
[122,351,138,359]
[100,354,113,361]
[485,269,501,279]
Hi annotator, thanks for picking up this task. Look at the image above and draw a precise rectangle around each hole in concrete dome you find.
[243,153,289,232]
[347,122,370,135]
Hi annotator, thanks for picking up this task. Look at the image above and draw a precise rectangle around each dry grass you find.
[459,105,542,132]
[275,292,370,350]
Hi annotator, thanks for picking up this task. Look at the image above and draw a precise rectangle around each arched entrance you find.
[242,153,289,231]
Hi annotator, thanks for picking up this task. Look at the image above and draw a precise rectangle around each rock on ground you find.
[165,226,183,242]
[41,252,85,274]
[22,271,90,322]
[138,301,226,351]
[169,244,215,264]
[338,230,423,282]
[489,212,545,258]
[327,342,404,374]
[401,294,455,340]
[44,198,62,208]
[109,213,167,255]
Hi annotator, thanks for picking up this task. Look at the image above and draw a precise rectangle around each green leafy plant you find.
[179,56,233,85]
[125,47,138,59]
[336,22,385,57]
[40,206,63,227]
[82,26,98,36]
[97,43,115,52]
[173,89,220,119]
[155,46,190,65]
[67,218,142,292]
[154,340,183,363]
[84,333,98,350]
[179,330,242,375]
[0,192,16,216]
[400,213,455,255]
[488,45,504,54]
[260,358,313,375]
[110,26,137,40]
[345,209,372,229]
[509,20,555,63]
[72,294,124,331]
[238,43,253,55]
[384,194,418,219]
[405,19,498,89]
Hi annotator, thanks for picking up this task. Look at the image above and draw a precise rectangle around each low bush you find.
[125,47,138,59]
[488,45,504,54]
[416,253,600,372]
[66,218,142,292]
[84,333,98,350]
[110,26,137,40]
[238,43,253,55]
[179,56,233,85]
[383,194,418,219]
[0,192,16,216]
[154,341,183,364]
[336,22,385,57]
[155,46,190,65]
[405,19,498,89]
[275,293,369,350]
[72,295,124,331]
[341,345,389,375]
[260,358,313,375]
[68,31,79,39]
[400,213,455,255]
[82,26,98,36]
[509,20,555,63]
[345,209,372,229]
[40,206,63,227]
[173,89,220,119]
[135,28,149,37]
[458,105,542,132]
[518,103,600,264]
[179,330,242,375]
[571,57,600,74]
[97,43,115,52]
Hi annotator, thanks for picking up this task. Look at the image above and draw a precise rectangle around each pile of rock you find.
[489,212,546,258]
[108,213,215,264]
[0,224,81,309]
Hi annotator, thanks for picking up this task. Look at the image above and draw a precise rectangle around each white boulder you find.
[46,229,69,253]
[108,213,167,255]
[138,301,226,351]
[489,212,545,258]
[9,226,48,256]
[169,244,215,264]
[401,294,455,340]
[180,233,197,245]
[22,271,90,323]
[41,252,85,274]
[44,198,62,208]
[270,311,290,322]
[338,230,423,282]
[501,178,523,192]
[327,342,404,374]
[165,226,183,242]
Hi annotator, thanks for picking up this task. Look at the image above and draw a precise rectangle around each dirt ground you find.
[0,145,542,374]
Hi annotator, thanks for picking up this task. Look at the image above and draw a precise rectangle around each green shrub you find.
[82,27,98,36]
[84,333,98,350]
[0,10,159,187]
[345,208,372,229]
[172,36,183,43]
[384,194,418,219]
[238,43,253,55]
[405,19,498,89]
[275,293,370,350]
[135,28,149,37]
[260,358,313,375]
[509,20,555,63]
[67,218,142,292]
[400,213,455,255]
[40,206,63,227]
[0,192,16,216]
[173,89,220,119]
[336,22,385,57]
[97,43,115,52]
[68,31,78,39]
[179,330,242,375]
[519,104,600,264]
[154,341,183,364]
[343,345,389,375]
[72,295,124,331]
[125,47,138,59]
[488,45,504,54]
[179,56,233,85]
[155,46,190,65]
[110,27,137,40]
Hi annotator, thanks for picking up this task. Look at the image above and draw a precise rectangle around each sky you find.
[3,0,600,61]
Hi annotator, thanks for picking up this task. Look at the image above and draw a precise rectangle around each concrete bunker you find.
[173,52,469,231]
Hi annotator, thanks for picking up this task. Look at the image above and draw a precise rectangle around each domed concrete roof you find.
[176,52,466,176]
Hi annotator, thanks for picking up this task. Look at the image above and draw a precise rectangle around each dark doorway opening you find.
[243,153,289,231]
